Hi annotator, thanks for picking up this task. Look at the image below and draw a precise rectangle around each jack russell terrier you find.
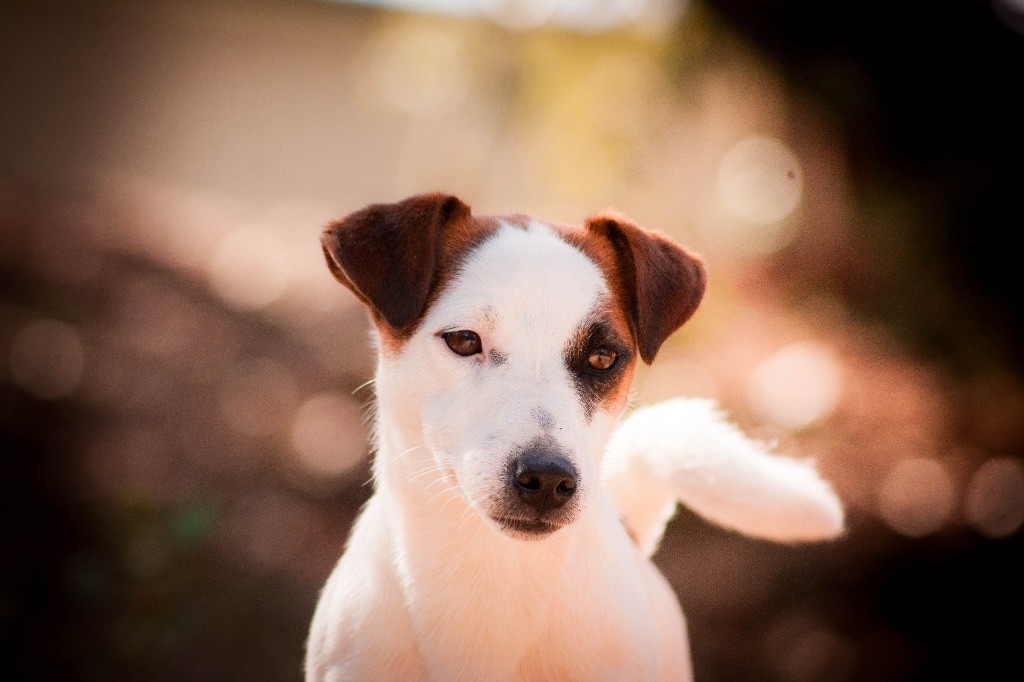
[306,193,844,681]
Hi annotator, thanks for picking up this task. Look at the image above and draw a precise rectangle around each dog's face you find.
[392,222,637,537]
[322,194,705,540]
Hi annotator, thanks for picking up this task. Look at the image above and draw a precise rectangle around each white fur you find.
[306,223,844,681]
[413,221,618,526]
[604,399,845,557]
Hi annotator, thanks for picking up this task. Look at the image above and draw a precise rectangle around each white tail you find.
[602,398,845,557]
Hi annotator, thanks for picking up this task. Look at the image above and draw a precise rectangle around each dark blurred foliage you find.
[686,2,1024,677]
[0,198,370,680]
[702,0,1024,375]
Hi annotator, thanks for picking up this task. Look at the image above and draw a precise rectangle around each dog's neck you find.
[362,356,653,676]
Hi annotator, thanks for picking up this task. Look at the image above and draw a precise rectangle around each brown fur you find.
[321,194,497,356]
[321,196,705,367]
[582,213,706,364]
[592,300,638,414]
[558,293,637,418]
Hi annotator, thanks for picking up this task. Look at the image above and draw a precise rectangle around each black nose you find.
[512,450,578,514]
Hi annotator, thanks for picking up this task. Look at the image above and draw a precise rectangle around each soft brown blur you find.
[3,1,1022,680]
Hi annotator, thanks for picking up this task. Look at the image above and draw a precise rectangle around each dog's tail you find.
[602,398,845,557]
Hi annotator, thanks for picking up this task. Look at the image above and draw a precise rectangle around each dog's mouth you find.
[491,515,564,539]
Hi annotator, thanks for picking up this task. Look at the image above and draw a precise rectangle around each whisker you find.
[362,443,428,487]
[455,491,490,533]
[429,484,462,507]
[406,465,443,482]
[380,443,427,468]
[351,378,375,396]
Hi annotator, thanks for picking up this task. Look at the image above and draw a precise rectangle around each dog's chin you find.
[490,516,567,540]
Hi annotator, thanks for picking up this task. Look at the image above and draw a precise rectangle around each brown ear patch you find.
[582,213,706,364]
[321,193,489,341]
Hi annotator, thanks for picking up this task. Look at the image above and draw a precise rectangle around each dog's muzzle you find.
[493,447,579,538]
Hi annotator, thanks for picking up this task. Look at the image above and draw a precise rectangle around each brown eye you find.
[588,347,617,371]
[443,330,482,357]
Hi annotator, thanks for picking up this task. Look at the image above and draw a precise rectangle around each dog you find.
[306,193,844,681]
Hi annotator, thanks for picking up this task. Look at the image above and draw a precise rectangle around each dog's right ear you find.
[321,193,471,333]
[585,213,706,364]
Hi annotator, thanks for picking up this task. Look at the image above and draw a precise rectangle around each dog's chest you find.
[397,519,657,680]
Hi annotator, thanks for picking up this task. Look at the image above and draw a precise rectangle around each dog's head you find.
[322,194,705,539]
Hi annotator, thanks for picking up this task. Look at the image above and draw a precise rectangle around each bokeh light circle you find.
[747,342,843,431]
[208,228,290,310]
[371,26,471,116]
[877,458,955,537]
[218,358,298,438]
[9,318,85,399]
[965,457,1024,538]
[290,392,368,477]
[718,135,804,224]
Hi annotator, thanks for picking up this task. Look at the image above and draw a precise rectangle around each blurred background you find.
[2,0,1023,679]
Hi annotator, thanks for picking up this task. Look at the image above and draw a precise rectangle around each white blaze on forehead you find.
[425,221,608,352]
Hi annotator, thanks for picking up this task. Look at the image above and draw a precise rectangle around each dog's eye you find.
[443,330,482,357]
[588,347,617,371]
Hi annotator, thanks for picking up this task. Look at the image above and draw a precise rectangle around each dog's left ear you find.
[321,193,472,333]
[585,214,706,364]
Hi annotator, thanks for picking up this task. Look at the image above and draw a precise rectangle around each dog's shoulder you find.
[305,498,425,680]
